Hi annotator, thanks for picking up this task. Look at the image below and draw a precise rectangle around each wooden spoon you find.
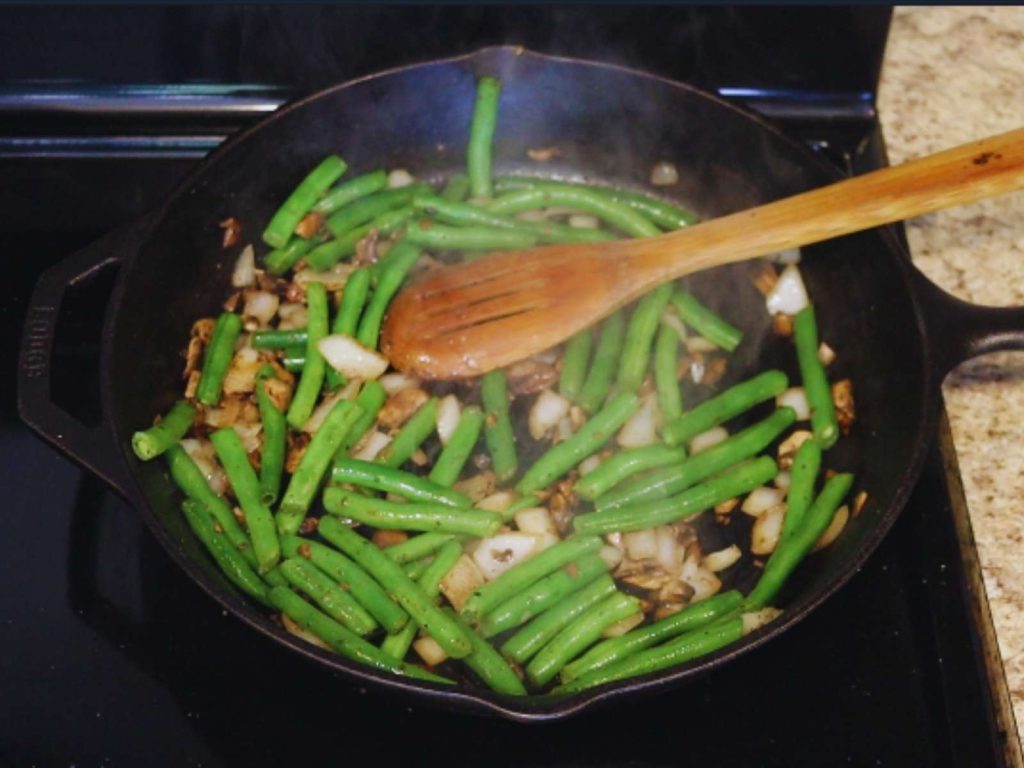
[381,128,1024,379]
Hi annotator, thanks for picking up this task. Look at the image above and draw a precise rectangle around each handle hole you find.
[50,262,120,427]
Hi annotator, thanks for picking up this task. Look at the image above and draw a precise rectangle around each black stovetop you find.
[2,7,1018,767]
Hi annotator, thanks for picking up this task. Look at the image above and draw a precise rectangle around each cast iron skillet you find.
[18,48,1024,721]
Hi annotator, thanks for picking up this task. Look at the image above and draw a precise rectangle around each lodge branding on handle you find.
[21,305,55,378]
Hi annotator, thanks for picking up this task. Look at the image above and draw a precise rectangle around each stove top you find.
[2,7,1019,766]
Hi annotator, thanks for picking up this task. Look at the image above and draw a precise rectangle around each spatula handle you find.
[639,127,1024,281]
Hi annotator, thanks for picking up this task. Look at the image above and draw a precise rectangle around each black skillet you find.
[17,48,1024,721]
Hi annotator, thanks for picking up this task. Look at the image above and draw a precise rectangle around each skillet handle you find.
[910,263,1024,380]
[17,217,152,497]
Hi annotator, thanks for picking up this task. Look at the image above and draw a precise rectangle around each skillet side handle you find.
[17,218,152,497]
[910,263,1024,380]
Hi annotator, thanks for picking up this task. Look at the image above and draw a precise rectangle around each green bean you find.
[556,615,744,693]
[252,327,308,350]
[279,557,378,635]
[481,370,517,483]
[597,408,795,511]
[670,291,743,352]
[574,445,687,501]
[480,555,610,638]
[654,323,683,423]
[325,185,426,238]
[381,541,462,661]
[403,557,434,581]
[780,439,822,542]
[794,306,839,449]
[181,500,269,605]
[574,455,779,535]
[196,312,242,406]
[209,427,280,574]
[262,155,347,248]
[378,397,438,469]
[527,591,641,686]
[282,353,305,373]
[332,458,470,507]
[335,380,388,459]
[746,472,854,609]
[256,367,286,505]
[285,282,328,429]
[516,391,639,495]
[306,206,415,271]
[323,489,502,538]
[277,399,363,536]
[324,267,372,390]
[441,173,470,202]
[618,283,674,393]
[405,220,538,251]
[501,574,617,665]
[166,445,254,563]
[317,517,472,658]
[560,590,743,683]
[461,536,603,622]
[445,608,527,695]
[312,170,388,215]
[132,400,196,461]
[468,76,501,199]
[493,176,696,230]
[428,406,485,487]
[264,236,319,276]
[356,241,422,350]
[662,370,790,447]
[282,535,408,633]
[381,532,459,565]
[559,331,592,402]
[577,311,626,414]
[267,586,452,684]
[488,186,660,238]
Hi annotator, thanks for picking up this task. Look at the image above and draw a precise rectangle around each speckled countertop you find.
[878,5,1024,733]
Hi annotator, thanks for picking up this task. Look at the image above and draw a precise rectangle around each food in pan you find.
[132,76,857,695]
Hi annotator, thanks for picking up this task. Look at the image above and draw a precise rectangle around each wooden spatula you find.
[381,128,1024,379]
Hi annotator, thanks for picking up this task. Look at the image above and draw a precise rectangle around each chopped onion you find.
[453,472,496,503]
[379,372,418,394]
[531,531,560,552]
[680,556,722,602]
[741,486,786,517]
[601,611,645,638]
[578,454,603,476]
[222,346,262,395]
[689,426,729,455]
[242,290,279,326]
[277,302,308,330]
[413,636,448,667]
[302,381,360,434]
[655,526,683,575]
[294,262,356,292]
[232,421,263,454]
[436,394,462,445]
[598,545,623,570]
[529,389,571,440]
[774,471,791,491]
[742,607,782,634]
[684,335,718,353]
[514,507,557,536]
[650,161,679,186]
[703,545,742,572]
[472,533,539,581]
[231,244,256,287]
[689,357,706,385]
[555,415,575,443]
[439,554,485,612]
[660,309,689,341]
[352,430,391,461]
[812,504,849,552]
[281,614,332,650]
[751,505,785,555]
[623,529,658,561]
[476,491,516,514]
[776,387,810,420]
[617,392,660,448]
[318,335,388,380]
[181,438,227,496]
[765,264,810,316]
[387,168,415,188]
[568,214,600,229]
[515,210,547,223]
[818,341,836,366]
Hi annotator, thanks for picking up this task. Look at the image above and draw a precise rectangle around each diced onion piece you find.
[742,486,785,517]
[650,161,679,186]
[352,430,391,461]
[776,387,810,420]
[379,372,418,395]
[529,389,571,440]
[812,504,849,552]
[231,244,256,287]
[623,529,658,561]
[302,380,360,434]
[242,290,279,326]
[765,264,810,316]
[277,302,308,331]
[516,210,547,223]
[476,491,517,514]
[281,614,332,650]
[453,472,496,503]
[439,554,486,612]
[680,557,722,602]
[436,394,462,446]
[684,335,719,353]
[617,392,660,448]
[513,507,557,536]
[472,533,539,581]
[751,505,785,555]
[318,335,388,380]
[601,611,645,638]
[598,545,623,570]
[413,636,448,667]
[387,169,415,188]
[703,545,742,573]
[578,454,603,476]
[660,309,689,342]
[770,248,801,265]
[531,531,560,552]
[181,438,227,496]
[689,426,729,455]
[555,415,575,443]
[223,346,262,395]
[568,214,600,229]
[742,607,783,634]
[818,341,836,366]
[232,421,263,454]
[294,262,356,293]
[774,471,791,491]
[655,526,683,575]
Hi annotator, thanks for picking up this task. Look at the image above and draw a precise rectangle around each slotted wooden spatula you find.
[380,128,1024,379]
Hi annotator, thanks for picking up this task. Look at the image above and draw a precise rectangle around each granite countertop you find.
[878,5,1024,733]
